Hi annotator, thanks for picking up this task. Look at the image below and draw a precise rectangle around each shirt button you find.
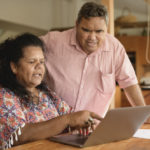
[83,69,86,74]
[80,84,84,89]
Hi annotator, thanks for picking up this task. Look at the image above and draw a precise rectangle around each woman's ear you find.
[10,62,17,74]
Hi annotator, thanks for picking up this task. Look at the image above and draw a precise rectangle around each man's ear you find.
[76,20,78,27]
[10,62,17,74]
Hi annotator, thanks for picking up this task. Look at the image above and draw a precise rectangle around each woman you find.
[0,33,101,149]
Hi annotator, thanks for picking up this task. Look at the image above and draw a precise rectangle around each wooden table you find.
[9,124,150,150]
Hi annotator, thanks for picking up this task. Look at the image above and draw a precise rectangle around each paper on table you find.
[133,129,150,139]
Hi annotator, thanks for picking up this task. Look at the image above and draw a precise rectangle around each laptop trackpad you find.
[50,134,88,147]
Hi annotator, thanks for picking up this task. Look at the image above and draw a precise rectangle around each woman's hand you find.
[67,110,102,129]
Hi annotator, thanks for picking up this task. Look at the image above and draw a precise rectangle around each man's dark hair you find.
[77,2,108,25]
[0,33,48,102]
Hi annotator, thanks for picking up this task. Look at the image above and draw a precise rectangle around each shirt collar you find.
[70,27,83,52]
[70,27,77,46]
[100,34,111,52]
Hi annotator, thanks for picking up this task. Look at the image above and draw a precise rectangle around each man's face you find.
[76,17,107,54]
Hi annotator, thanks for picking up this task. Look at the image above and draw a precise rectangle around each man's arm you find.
[124,84,146,106]
[124,84,150,123]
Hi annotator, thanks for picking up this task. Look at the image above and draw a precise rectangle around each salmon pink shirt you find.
[41,28,138,117]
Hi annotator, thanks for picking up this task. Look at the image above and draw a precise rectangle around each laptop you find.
[50,106,150,148]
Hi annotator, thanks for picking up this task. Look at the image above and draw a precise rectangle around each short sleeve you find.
[0,88,26,149]
[49,91,72,115]
[40,31,59,54]
[115,43,138,89]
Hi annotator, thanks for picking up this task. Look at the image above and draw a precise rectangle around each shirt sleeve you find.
[115,43,138,89]
[0,88,26,149]
[40,31,59,52]
[49,90,72,115]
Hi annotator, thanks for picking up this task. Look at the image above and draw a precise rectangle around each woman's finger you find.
[90,112,103,121]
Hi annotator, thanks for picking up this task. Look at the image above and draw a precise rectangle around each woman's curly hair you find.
[0,33,49,102]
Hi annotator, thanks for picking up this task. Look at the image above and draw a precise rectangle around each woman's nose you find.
[35,62,42,68]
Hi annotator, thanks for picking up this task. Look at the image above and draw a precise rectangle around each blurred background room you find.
[0,0,150,108]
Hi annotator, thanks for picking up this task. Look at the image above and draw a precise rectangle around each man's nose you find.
[88,32,96,40]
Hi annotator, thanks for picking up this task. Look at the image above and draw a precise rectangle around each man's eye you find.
[83,29,89,32]
[96,30,103,33]
[82,28,90,32]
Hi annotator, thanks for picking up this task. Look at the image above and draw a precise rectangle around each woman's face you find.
[11,46,45,91]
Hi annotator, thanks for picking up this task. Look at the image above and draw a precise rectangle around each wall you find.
[0,0,52,30]
[0,0,53,41]
[0,0,100,41]
[114,8,148,36]
[0,0,148,41]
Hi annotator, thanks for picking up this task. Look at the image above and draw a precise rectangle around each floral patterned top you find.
[0,87,71,149]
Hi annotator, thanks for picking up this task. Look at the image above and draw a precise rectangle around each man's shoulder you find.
[105,33,120,43]
[105,33,124,49]
[40,28,74,50]
[47,28,74,39]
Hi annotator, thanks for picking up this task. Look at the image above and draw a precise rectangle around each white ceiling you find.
[114,0,148,14]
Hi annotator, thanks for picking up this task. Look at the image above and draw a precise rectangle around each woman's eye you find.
[28,61,34,64]
[40,61,45,64]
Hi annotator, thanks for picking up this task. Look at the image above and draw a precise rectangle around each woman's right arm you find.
[0,87,102,149]
[15,110,101,145]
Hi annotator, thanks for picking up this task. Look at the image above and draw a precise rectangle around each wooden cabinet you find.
[109,86,122,109]
[117,36,150,81]
[143,90,150,105]
[114,86,122,107]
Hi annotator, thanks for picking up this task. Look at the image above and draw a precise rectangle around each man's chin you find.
[87,48,98,54]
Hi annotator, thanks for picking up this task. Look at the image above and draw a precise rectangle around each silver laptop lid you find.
[84,105,150,147]
[50,106,150,147]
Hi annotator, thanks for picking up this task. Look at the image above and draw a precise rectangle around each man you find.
[41,2,145,117]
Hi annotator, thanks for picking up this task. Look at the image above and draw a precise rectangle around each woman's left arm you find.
[49,91,72,115]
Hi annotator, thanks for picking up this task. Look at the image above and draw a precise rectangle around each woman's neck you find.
[26,87,40,104]
[26,87,38,95]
